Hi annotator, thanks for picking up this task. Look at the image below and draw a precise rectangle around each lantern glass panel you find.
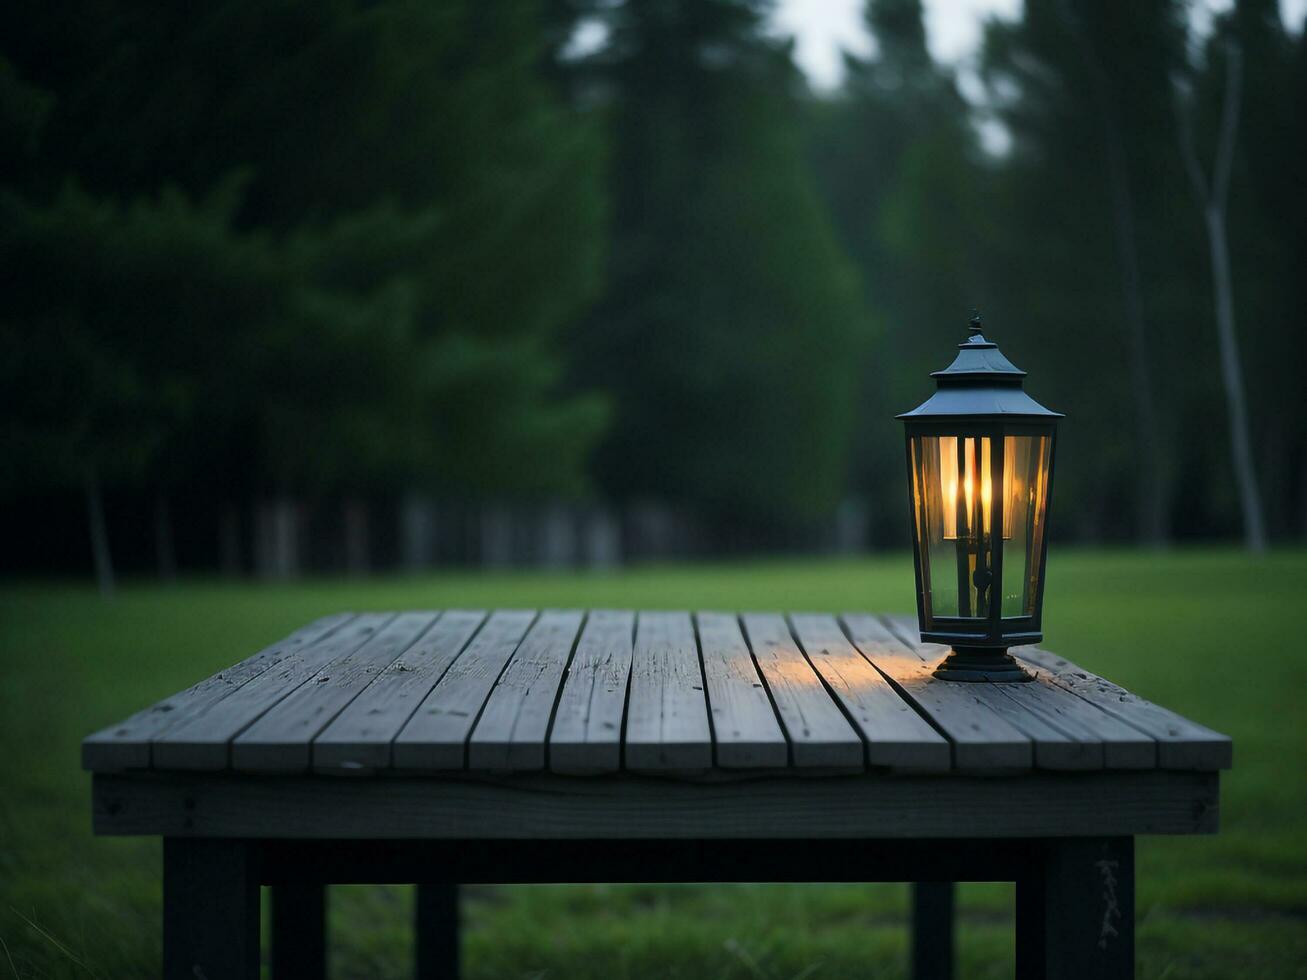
[1000,433,1053,618]
[910,434,995,621]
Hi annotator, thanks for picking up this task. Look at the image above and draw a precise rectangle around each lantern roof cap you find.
[930,313,1026,380]
[897,313,1064,420]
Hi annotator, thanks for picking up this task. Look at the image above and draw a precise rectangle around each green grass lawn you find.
[2,549,1305,978]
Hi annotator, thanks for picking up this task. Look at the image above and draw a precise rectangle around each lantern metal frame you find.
[898,316,1063,682]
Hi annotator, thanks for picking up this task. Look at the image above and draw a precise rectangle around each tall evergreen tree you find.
[1193,0,1307,539]
[809,0,992,543]
[980,0,1189,542]
[575,0,869,527]
[0,0,611,580]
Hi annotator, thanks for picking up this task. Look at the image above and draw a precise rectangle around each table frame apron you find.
[162,835,1134,980]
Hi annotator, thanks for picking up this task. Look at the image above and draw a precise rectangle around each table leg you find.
[416,882,460,980]
[911,881,955,980]
[272,881,327,979]
[1016,837,1134,980]
[163,838,260,980]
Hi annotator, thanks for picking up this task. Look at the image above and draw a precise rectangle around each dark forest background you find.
[3,0,1304,590]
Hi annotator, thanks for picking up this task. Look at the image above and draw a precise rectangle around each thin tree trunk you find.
[255,497,301,579]
[1300,445,1307,541]
[155,492,177,582]
[834,497,869,554]
[219,503,242,577]
[1061,4,1169,545]
[343,497,371,577]
[400,491,436,572]
[539,503,575,568]
[276,499,301,578]
[1175,42,1267,553]
[1204,207,1266,552]
[1103,136,1168,545]
[1261,421,1283,538]
[83,466,115,599]
[480,505,513,569]
[581,506,622,569]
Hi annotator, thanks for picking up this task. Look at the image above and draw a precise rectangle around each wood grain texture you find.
[312,611,486,771]
[883,614,1229,772]
[392,610,536,770]
[150,614,393,771]
[1016,646,1232,770]
[233,613,437,771]
[625,611,713,770]
[876,617,1165,771]
[695,612,788,768]
[741,613,863,768]
[93,769,1220,839]
[81,614,354,771]
[988,665,1157,770]
[962,681,1100,770]
[84,609,1231,784]
[870,620,1109,771]
[548,610,635,773]
[840,614,1033,770]
[789,613,950,771]
[468,610,585,771]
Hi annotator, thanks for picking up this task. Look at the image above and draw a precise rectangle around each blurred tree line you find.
[1,0,1303,588]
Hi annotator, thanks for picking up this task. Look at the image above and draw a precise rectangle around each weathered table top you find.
[84,610,1230,840]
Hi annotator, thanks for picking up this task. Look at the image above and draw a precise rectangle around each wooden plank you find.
[988,665,1157,770]
[741,613,862,768]
[467,610,585,771]
[548,609,635,773]
[883,614,1205,769]
[871,619,1155,771]
[81,613,354,771]
[392,610,537,770]
[1016,646,1232,770]
[963,682,1099,770]
[151,614,393,771]
[695,612,788,768]
[789,613,950,771]
[232,613,437,771]
[312,611,487,771]
[624,611,713,770]
[870,619,1106,770]
[840,613,1032,770]
[93,769,1221,839]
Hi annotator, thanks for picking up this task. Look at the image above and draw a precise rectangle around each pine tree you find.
[575,0,869,527]
[980,0,1189,542]
[0,0,611,582]
[809,0,992,543]
[1194,1,1307,538]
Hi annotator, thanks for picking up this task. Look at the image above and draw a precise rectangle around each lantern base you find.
[932,647,1033,683]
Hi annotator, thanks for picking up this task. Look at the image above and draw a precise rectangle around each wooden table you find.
[83,609,1230,979]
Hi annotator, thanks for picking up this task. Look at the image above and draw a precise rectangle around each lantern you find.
[899,314,1062,682]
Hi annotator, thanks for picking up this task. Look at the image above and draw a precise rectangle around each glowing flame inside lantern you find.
[938,436,1017,542]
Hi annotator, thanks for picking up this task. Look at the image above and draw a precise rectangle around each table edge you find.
[92,769,1220,840]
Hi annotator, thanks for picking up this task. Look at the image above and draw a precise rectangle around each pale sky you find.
[773,0,1307,90]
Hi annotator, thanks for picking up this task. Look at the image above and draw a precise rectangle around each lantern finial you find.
[968,311,983,337]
